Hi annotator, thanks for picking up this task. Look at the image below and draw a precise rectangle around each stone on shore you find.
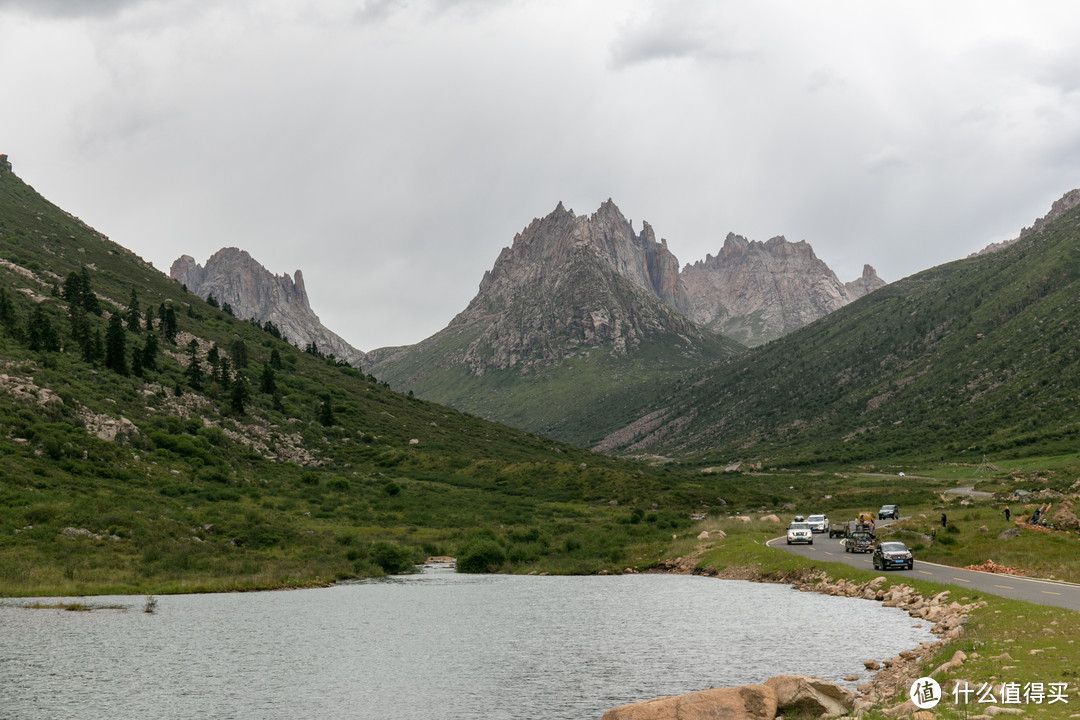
[763,675,856,718]
[601,685,778,720]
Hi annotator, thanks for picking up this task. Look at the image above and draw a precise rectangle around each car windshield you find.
[807,515,824,521]
[789,523,811,530]
[880,506,896,511]
[880,542,907,552]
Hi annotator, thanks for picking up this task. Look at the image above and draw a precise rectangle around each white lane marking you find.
[993,584,1014,590]
[918,571,933,575]
[952,578,971,583]
[1042,590,1063,596]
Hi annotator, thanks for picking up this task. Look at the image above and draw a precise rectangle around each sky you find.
[3,0,1080,352]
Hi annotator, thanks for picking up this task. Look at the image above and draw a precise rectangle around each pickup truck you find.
[844,530,876,553]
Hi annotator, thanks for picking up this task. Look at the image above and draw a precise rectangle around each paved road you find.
[770,529,1080,612]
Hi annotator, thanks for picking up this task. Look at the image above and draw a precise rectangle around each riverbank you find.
[648,527,1080,718]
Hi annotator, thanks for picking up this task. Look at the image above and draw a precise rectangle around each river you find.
[0,569,933,719]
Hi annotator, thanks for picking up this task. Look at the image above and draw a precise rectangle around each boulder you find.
[602,685,778,720]
[760,514,782,523]
[763,675,857,718]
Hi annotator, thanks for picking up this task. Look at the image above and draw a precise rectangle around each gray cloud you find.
[3,0,1079,352]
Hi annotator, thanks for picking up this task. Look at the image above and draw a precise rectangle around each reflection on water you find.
[0,571,933,719]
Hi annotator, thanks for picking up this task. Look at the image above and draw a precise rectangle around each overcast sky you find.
[3,1,1080,351]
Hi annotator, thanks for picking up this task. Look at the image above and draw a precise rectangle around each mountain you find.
[680,233,885,346]
[0,156,721,595]
[366,199,887,445]
[596,195,1080,464]
[972,188,1080,257]
[365,200,741,445]
[170,248,365,366]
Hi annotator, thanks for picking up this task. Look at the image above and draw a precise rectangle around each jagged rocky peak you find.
[475,199,690,319]
[431,199,704,374]
[680,232,884,346]
[0,154,12,174]
[169,248,364,366]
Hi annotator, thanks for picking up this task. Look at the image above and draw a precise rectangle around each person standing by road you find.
[941,512,947,528]
[1004,507,1011,522]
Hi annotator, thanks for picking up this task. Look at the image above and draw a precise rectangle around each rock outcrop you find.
[602,684,778,720]
[680,233,885,346]
[973,188,1080,257]
[370,200,711,378]
[170,248,364,366]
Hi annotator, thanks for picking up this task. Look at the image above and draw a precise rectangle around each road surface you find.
[771,528,1080,612]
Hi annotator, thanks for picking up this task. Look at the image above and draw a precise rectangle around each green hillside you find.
[599,203,1080,465]
[0,163,747,596]
[373,330,738,448]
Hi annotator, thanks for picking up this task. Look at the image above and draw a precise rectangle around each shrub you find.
[457,539,506,573]
[370,541,415,574]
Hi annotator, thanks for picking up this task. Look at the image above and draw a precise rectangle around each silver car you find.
[806,514,829,533]
[786,522,813,545]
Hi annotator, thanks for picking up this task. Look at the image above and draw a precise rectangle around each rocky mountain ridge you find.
[170,248,364,366]
[972,188,1080,257]
[437,199,705,374]
[680,232,884,346]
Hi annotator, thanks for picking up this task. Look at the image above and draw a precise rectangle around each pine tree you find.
[0,287,15,331]
[318,393,335,426]
[184,339,203,390]
[163,306,178,344]
[79,267,99,315]
[229,376,250,415]
[91,329,105,364]
[104,314,127,375]
[126,287,141,332]
[269,347,282,370]
[69,304,93,362]
[218,357,232,392]
[260,365,276,394]
[142,332,159,371]
[230,339,249,369]
[131,341,144,377]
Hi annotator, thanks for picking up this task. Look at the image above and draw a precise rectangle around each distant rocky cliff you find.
[432,199,705,374]
[170,248,364,366]
[973,188,1080,257]
[680,233,885,346]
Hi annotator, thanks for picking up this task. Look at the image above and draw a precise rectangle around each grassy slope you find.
[600,204,1080,466]
[386,334,737,448]
[0,166,756,596]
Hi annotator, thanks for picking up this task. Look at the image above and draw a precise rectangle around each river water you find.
[0,570,933,719]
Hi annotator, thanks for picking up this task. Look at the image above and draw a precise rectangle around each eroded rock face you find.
[681,233,885,346]
[402,200,706,375]
[170,248,363,366]
[601,685,778,720]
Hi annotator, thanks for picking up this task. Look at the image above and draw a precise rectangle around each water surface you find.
[0,571,933,719]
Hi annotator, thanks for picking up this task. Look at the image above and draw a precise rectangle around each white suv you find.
[806,514,829,534]
[786,522,813,545]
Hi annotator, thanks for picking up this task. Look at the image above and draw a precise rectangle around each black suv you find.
[878,504,899,520]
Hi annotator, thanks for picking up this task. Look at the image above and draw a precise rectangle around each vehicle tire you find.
[809,539,813,545]
[787,540,791,545]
